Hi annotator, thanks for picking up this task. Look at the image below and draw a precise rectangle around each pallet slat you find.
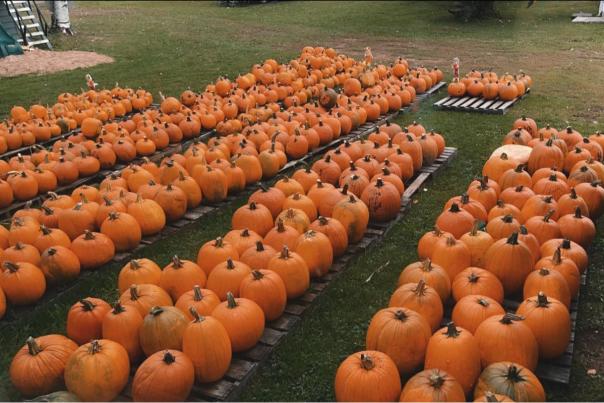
[433,88,531,114]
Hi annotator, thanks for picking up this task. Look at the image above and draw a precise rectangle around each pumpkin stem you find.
[318,216,328,225]
[26,337,41,356]
[249,201,257,210]
[189,306,205,322]
[393,309,408,322]
[252,270,264,281]
[449,203,461,213]
[445,236,456,247]
[421,259,432,272]
[129,285,140,300]
[502,214,514,223]
[485,391,500,402]
[360,353,375,370]
[280,245,290,259]
[111,301,126,314]
[574,207,583,218]
[46,247,57,256]
[561,239,571,249]
[88,340,102,355]
[570,188,578,199]
[80,299,96,311]
[413,279,427,295]
[468,271,480,284]
[515,185,524,192]
[214,236,224,247]
[477,297,490,307]
[40,225,51,236]
[506,232,519,245]
[536,291,550,307]
[428,373,445,389]
[162,350,177,364]
[150,306,164,316]
[129,259,141,270]
[226,292,238,309]
[543,209,555,222]
[340,184,349,195]
[499,312,523,325]
[444,322,460,338]
[172,255,183,268]
[83,230,95,240]
[506,364,525,382]
[553,247,562,265]
[226,258,235,270]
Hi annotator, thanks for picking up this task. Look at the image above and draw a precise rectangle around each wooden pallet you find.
[109,146,458,402]
[433,88,531,114]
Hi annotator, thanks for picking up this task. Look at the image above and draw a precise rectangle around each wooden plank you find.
[259,327,287,346]
[267,313,300,331]
[403,172,430,199]
[225,359,257,381]
[284,303,306,316]
[434,96,451,106]
[192,379,237,400]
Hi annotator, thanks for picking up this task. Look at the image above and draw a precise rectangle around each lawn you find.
[1,1,604,401]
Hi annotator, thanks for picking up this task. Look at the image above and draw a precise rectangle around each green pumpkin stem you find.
[226,292,238,309]
[79,299,96,311]
[189,306,205,322]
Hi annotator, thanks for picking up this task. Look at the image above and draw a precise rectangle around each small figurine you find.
[85,74,98,90]
[452,57,460,80]
[364,47,373,66]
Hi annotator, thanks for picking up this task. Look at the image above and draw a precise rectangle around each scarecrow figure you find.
[452,57,460,80]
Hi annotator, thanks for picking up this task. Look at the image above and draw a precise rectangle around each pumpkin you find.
[292,165,320,193]
[100,211,142,252]
[34,226,71,253]
[533,174,570,201]
[0,261,46,305]
[486,214,521,240]
[520,194,558,223]
[444,194,488,222]
[417,226,453,260]
[389,280,443,331]
[500,185,535,210]
[365,307,431,375]
[38,246,80,286]
[499,164,533,190]
[517,292,570,359]
[154,184,188,221]
[467,176,499,211]
[117,259,162,294]
[264,218,300,251]
[274,176,305,197]
[575,181,604,218]
[212,292,265,352]
[452,295,505,334]
[557,207,596,247]
[360,178,400,222]
[1,242,41,266]
[101,302,143,363]
[239,269,287,321]
[536,247,581,299]
[132,350,194,402]
[484,232,533,295]
[452,267,504,303]
[119,284,173,317]
[239,241,276,270]
[206,258,252,300]
[182,307,232,383]
[196,236,239,276]
[232,202,274,237]
[332,194,369,243]
[527,138,565,174]
[397,259,451,302]
[192,165,228,203]
[474,362,545,402]
[294,230,333,278]
[127,195,166,236]
[474,313,539,371]
[460,223,495,268]
[175,286,221,320]
[399,368,466,402]
[431,236,472,281]
[540,238,588,274]
[473,392,514,402]
[483,153,517,182]
[66,298,111,346]
[425,323,481,395]
[64,339,130,402]
[139,306,188,356]
[334,351,401,402]
[9,335,78,397]
[249,184,286,219]
[435,203,474,239]
[57,204,95,241]
[70,231,115,270]
[160,256,207,301]
[283,193,318,222]
[557,188,590,217]
[267,246,309,299]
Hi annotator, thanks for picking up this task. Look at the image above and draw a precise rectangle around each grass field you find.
[1,1,604,401]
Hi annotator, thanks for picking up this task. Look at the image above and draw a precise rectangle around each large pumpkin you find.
[474,313,539,371]
[239,270,287,321]
[211,292,265,352]
[334,351,401,402]
[424,322,481,395]
[132,350,194,402]
[64,339,130,402]
[10,335,78,397]
[66,298,111,345]
[484,232,533,295]
[206,258,252,300]
[294,230,333,278]
[516,292,570,359]
[139,306,188,356]
[474,362,545,402]
[266,246,310,299]
[365,307,431,376]
[332,194,369,243]
[399,368,466,402]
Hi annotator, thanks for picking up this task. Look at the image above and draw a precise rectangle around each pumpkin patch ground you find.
[1,1,604,402]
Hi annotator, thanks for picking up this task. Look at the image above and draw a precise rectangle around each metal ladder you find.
[4,0,51,49]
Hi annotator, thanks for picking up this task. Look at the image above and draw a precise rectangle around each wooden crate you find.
[433,88,531,114]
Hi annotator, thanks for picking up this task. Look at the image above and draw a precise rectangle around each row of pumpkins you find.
[334,116,601,402]
[6,122,448,401]
[0,114,445,316]
[447,70,533,101]
[0,47,440,208]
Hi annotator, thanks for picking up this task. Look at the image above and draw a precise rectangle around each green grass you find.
[1,1,604,401]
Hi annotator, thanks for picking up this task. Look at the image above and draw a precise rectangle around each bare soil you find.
[0,48,113,78]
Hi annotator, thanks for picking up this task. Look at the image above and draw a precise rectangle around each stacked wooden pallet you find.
[433,88,530,114]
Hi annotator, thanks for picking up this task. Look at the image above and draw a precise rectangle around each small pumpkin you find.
[452,267,504,304]
[196,236,239,276]
[211,292,265,352]
[160,255,207,301]
[389,280,443,331]
[232,202,274,237]
[175,286,221,320]
[451,295,505,334]
[0,261,46,305]
[117,258,162,294]
[70,231,115,270]
[132,350,194,402]
[267,246,310,299]
[119,284,173,317]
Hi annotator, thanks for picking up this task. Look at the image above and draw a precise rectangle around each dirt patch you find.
[0,49,114,78]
